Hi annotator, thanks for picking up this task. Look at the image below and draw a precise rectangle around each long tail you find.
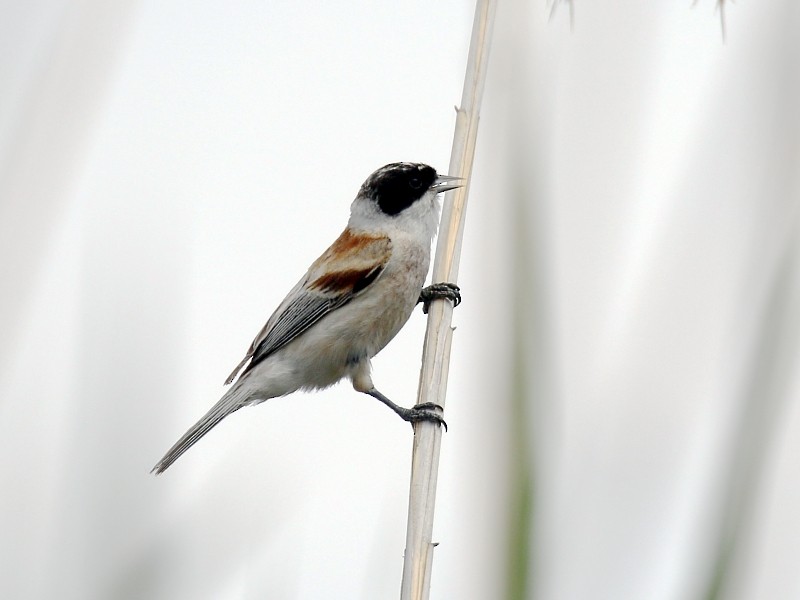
[151,384,249,475]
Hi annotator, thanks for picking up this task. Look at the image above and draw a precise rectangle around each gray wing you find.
[224,231,392,384]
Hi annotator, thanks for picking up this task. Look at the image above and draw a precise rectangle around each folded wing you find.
[225,230,392,384]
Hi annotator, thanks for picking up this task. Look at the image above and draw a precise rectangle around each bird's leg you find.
[364,388,447,431]
[418,282,461,314]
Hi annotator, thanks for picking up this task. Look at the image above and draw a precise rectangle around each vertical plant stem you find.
[399,1,497,598]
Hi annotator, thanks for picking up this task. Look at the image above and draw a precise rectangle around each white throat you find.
[347,191,441,243]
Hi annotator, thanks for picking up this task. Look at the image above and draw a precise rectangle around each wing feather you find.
[224,230,392,384]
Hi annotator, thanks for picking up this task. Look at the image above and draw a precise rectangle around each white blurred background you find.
[1,1,798,599]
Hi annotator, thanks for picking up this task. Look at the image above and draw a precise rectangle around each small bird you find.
[152,162,462,474]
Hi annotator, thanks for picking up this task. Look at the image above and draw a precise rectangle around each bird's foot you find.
[419,282,461,314]
[396,402,448,431]
[365,389,448,431]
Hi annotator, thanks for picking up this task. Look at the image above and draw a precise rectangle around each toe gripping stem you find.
[419,282,461,315]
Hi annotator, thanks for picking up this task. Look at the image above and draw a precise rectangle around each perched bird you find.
[152,162,462,474]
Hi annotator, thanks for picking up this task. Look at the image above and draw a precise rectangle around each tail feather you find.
[151,386,247,475]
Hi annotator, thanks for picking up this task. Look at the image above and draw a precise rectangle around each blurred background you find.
[1,1,798,599]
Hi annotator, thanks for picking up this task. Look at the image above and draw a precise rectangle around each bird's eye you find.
[409,177,422,189]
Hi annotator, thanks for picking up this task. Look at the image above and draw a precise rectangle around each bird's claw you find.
[419,283,461,314]
[401,402,448,431]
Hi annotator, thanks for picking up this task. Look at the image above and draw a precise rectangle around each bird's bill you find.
[432,174,464,194]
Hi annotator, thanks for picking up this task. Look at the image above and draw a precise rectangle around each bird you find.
[151,162,463,474]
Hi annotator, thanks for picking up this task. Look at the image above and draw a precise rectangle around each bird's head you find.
[359,162,462,217]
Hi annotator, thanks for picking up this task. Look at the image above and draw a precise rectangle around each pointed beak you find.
[432,174,464,194]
